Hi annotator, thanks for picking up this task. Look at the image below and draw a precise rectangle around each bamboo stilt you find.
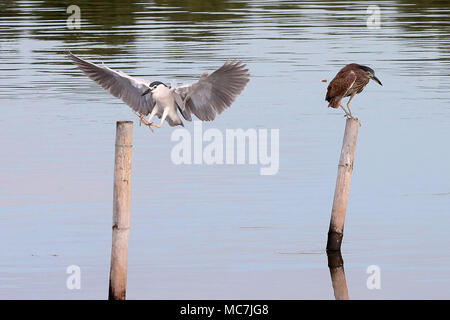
[108,121,133,300]
[326,118,360,251]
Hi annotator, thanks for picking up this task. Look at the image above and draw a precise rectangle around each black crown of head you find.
[358,65,375,74]
[150,81,166,87]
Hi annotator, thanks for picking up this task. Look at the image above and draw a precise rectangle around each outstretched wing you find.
[173,60,250,121]
[67,52,155,116]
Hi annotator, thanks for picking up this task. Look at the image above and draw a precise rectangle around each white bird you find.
[67,52,250,129]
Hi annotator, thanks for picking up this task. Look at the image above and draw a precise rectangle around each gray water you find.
[1,0,449,299]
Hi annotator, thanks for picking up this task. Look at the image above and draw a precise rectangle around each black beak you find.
[141,88,151,96]
[372,75,382,86]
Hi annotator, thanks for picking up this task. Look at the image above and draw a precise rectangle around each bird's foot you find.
[132,112,155,131]
[139,114,149,126]
[344,115,362,126]
[343,113,352,119]
[343,112,357,120]
[143,122,163,131]
[136,115,155,131]
[143,122,156,132]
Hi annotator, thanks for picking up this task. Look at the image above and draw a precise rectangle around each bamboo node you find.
[112,224,130,231]
[115,144,133,148]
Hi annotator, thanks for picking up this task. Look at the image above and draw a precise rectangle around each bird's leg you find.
[139,114,150,126]
[340,105,352,119]
[132,111,154,131]
[139,109,160,131]
[132,111,150,126]
[151,108,169,128]
[147,108,158,123]
[346,94,356,118]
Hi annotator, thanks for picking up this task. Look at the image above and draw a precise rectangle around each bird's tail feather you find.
[167,117,184,127]
[328,98,341,109]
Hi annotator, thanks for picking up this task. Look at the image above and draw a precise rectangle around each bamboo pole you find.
[109,121,133,300]
[327,251,349,300]
[326,118,359,251]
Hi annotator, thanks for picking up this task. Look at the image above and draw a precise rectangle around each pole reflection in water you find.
[327,251,349,300]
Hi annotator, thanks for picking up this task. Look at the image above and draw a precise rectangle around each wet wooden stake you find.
[326,118,359,251]
[109,121,133,300]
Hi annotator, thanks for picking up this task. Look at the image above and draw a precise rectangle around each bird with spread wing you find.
[67,52,250,129]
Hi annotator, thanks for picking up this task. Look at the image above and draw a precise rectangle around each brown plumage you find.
[326,63,382,118]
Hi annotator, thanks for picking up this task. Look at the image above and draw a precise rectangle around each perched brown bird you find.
[326,64,382,118]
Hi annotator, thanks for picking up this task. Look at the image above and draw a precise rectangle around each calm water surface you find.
[0,0,449,299]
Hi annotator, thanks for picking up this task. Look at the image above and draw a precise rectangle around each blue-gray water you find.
[1,0,449,299]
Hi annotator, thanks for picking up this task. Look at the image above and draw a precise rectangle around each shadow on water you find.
[2,0,449,58]
[148,0,250,44]
[327,251,349,300]
[395,0,450,65]
[1,0,250,55]
[22,0,148,55]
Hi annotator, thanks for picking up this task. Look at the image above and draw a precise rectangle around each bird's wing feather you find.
[171,88,192,121]
[173,60,250,121]
[326,70,357,102]
[67,52,155,116]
